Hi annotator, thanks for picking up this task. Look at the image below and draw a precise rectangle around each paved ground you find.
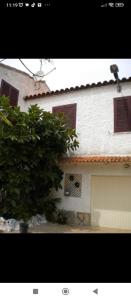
[1,223,131,233]
[28,223,131,233]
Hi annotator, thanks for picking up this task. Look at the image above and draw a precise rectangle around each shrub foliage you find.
[0,97,79,221]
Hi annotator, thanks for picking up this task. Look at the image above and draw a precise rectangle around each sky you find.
[1,59,131,91]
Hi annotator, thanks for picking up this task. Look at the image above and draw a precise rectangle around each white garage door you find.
[91,176,131,229]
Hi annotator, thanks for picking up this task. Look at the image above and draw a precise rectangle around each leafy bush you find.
[0,97,79,221]
[57,209,67,224]
[0,196,61,223]
[41,198,61,222]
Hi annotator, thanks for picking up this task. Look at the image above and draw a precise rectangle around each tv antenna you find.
[33,59,56,81]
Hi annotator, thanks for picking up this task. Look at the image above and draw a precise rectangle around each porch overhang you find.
[60,155,131,164]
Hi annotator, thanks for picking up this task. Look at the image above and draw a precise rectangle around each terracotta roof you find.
[24,77,131,100]
[60,156,131,164]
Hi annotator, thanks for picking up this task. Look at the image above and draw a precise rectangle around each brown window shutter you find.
[10,87,19,106]
[52,103,77,129]
[53,106,64,114]
[114,96,131,132]
[1,79,19,106]
[1,79,10,97]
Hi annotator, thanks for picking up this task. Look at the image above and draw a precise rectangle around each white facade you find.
[56,162,131,211]
[0,63,50,112]
[1,64,131,228]
[25,81,131,156]
[1,67,130,229]
[24,81,131,229]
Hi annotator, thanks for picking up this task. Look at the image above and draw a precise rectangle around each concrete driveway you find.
[29,223,131,233]
[1,223,131,233]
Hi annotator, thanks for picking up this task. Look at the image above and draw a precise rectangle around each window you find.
[0,79,19,106]
[52,103,77,129]
[114,96,131,132]
[64,173,82,197]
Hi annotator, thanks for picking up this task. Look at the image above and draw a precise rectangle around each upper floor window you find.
[114,96,131,132]
[0,79,19,107]
[52,103,77,129]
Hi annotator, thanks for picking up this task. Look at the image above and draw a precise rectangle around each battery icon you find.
[115,3,124,7]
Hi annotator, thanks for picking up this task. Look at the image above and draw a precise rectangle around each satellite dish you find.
[33,59,45,81]
[35,70,44,77]
[34,59,56,81]
[33,72,44,81]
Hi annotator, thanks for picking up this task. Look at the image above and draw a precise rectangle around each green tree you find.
[0,96,79,221]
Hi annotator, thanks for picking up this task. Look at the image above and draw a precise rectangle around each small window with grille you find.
[64,173,82,197]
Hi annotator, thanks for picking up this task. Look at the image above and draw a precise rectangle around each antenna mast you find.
[34,59,56,81]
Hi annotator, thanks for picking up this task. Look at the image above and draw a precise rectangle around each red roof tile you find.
[60,156,131,163]
[24,77,131,100]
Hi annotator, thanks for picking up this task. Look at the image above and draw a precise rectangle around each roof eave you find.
[60,155,131,164]
[24,77,131,100]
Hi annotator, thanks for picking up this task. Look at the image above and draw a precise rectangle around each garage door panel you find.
[92,210,131,228]
[91,176,131,229]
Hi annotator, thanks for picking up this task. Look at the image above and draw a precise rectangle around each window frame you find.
[114,96,131,133]
[52,103,77,130]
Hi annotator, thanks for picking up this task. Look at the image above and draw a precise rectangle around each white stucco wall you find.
[53,163,131,213]
[25,82,131,155]
[0,64,50,112]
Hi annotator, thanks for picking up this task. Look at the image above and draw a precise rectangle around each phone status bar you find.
[0,1,129,8]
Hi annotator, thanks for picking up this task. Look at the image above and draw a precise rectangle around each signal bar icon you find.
[101,3,107,7]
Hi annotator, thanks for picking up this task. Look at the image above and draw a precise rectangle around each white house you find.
[24,77,131,230]
[1,63,131,229]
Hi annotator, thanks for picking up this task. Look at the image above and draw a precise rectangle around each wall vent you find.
[64,173,82,197]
